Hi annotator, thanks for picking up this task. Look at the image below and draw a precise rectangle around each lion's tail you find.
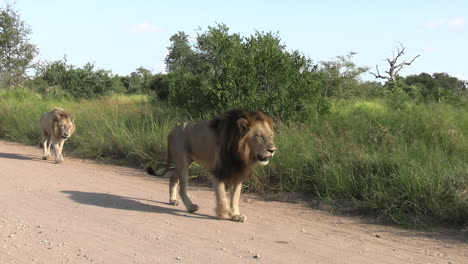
[39,142,44,149]
[146,167,159,176]
[147,142,175,177]
[146,165,173,177]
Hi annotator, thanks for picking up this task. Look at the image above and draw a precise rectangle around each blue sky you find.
[10,0,468,81]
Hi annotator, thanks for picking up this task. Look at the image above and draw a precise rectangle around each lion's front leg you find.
[41,133,51,160]
[229,182,246,222]
[53,139,64,164]
[46,138,52,159]
[212,178,230,219]
[41,138,48,160]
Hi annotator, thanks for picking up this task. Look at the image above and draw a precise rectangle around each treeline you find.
[4,23,467,121]
[0,0,466,120]
[27,58,166,98]
[23,45,468,110]
[0,1,467,115]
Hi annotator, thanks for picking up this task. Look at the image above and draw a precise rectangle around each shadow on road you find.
[61,190,217,220]
[0,152,44,161]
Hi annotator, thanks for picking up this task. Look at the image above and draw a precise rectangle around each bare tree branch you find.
[370,43,420,84]
[403,54,420,66]
[394,55,420,77]
[369,65,389,80]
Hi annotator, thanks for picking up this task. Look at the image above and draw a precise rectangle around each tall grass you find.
[0,89,185,166]
[0,88,467,227]
[270,100,467,226]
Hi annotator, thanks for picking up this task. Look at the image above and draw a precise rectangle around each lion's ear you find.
[237,118,249,135]
[54,112,61,122]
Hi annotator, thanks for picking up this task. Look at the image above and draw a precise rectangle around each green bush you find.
[34,59,117,98]
[119,67,154,94]
[400,72,466,103]
[147,73,170,100]
[163,24,329,121]
[319,52,371,99]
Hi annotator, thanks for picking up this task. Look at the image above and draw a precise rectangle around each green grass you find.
[270,100,467,227]
[0,89,185,166]
[1,88,467,227]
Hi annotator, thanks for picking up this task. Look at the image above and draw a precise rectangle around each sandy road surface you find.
[0,141,466,264]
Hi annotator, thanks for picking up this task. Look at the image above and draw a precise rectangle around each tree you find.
[432,72,466,94]
[370,42,420,86]
[164,24,328,121]
[36,58,115,98]
[0,3,38,87]
[402,72,466,102]
[148,73,170,100]
[319,52,370,98]
[120,67,153,94]
[165,32,195,73]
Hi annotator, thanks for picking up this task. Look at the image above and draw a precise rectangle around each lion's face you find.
[57,118,74,139]
[244,120,276,166]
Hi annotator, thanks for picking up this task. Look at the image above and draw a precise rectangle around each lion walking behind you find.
[40,108,75,163]
[147,109,276,222]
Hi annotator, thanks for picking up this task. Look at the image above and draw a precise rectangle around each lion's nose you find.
[267,148,276,154]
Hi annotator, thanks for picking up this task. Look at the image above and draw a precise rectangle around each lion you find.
[147,109,276,222]
[40,107,75,163]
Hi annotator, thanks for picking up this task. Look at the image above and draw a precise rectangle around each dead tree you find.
[370,42,420,84]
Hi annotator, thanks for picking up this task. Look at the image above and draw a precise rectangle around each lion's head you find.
[54,110,75,139]
[237,112,276,166]
[210,109,276,182]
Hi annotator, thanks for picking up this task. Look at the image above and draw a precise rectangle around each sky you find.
[8,0,468,81]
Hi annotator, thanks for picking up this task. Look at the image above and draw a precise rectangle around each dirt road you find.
[0,141,466,264]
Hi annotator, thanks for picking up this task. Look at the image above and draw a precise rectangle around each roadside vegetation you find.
[0,4,467,228]
[1,88,467,228]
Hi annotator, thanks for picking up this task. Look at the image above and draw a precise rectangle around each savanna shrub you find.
[396,72,466,104]
[35,59,116,98]
[119,67,154,94]
[147,73,170,100]
[319,52,371,99]
[163,24,329,121]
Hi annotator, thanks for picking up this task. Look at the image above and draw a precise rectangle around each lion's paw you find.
[54,159,63,164]
[187,204,199,213]
[231,214,247,222]
[215,207,230,219]
[42,156,48,160]
[169,199,179,206]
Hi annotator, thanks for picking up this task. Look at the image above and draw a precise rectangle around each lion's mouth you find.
[257,154,269,162]
[62,135,69,139]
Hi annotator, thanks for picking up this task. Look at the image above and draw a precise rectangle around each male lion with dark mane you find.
[40,108,75,163]
[147,109,276,222]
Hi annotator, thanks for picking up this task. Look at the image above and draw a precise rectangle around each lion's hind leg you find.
[174,157,199,213]
[168,171,179,206]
